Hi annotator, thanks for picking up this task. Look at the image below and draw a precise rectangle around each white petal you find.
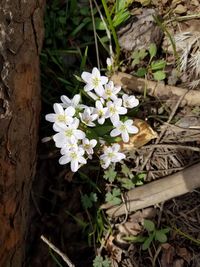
[45,114,56,122]
[94,84,104,96]
[79,156,87,165]
[92,67,100,78]
[112,144,120,152]
[125,119,133,126]
[96,100,103,110]
[90,139,97,147]
[118,107,127,115]
[100,76,108,85]
[81,71,92,82]
[53,123,66,132]
[110,114,120,124]
[54,103,64,114]
[59,155,71,165]
[72,94,81,106]
[84,83,94,92]
[72,117,79,129]
[71,160,79,172]
[75,130,85,139]
[65,106,75,117]
[128,125,139,134]
[61,95,70,106]
[110,128,120,137]
[122,131,129,142]
[98,117,105,125]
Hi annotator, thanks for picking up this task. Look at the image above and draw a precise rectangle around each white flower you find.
[60,139,79,155]
[79,107,98,127]
[100,144,125,169]
[102,81,121,101]
[82,138,97,156]
[61,94,85,109]
[106,99,127,124]
[110,119,139,142]
[59,146,87,172]
[106,57,114,69]
[94,100,109,125]
[53,118,85,148]
[45,103,75,126]
[122,94,139,109]
[81,67,108,96]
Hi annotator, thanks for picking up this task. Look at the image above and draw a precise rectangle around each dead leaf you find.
[173,259,184,267]
[120,119,157,151]
[176,247,191,263]
[106,235,123,263]
[161,243,175,267]
[118,221,142,236]
[174,4,187,14]
[129,208,156,223]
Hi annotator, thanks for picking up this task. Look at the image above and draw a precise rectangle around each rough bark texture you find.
[0,1,45,266]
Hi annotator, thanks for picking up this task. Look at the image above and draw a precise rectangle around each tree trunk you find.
[0,1,45,266]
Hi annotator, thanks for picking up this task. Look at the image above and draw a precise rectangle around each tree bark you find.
[0,1,45,266]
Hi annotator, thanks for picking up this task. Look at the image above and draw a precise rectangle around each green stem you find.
[101,0,120,63]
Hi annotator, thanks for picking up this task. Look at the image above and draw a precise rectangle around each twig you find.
[140,91,189,170]
[143,144,200,152]
[93,0,113,59]
[89,0,100,69]
[40,235,75,267]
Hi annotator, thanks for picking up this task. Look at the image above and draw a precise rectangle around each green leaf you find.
[93,256,111,267]
[118,178,135,190]
[143,219,155,232]
[142,233,154,250]
[153,70,166,81]
[103,166,117,183]
[138,48,148,60]
[81,192,97,209]
[148,43,157,60]
[151,60,166,71]
[113,9,130,27]
[136,67,147,77]
[132,50,140,60]
[155,230,168,243]
[132,58,140,67]
[105,188,122,205]
[121,163,133,178]
[93,125,113,136]
[116,0,126,12]
[123,235,146,243]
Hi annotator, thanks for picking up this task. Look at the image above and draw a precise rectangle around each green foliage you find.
[124,219,170,250]
[81,192,98,209]
[103,165,117,183]
[142,219,170,250]
[105,188,122,205]
[132,43,166,81]
[93,256,111,267]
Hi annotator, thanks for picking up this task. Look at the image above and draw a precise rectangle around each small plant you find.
[93,255,111,267]
[105,188,122,205]
[132,43,167,81]
[124,219,170,250]
[45,64,139,173]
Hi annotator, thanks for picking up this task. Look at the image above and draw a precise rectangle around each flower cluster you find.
[45,67,139,172]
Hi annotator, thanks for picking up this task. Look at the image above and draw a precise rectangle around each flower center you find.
[119,124,126,131]
[57,114,66,122]
[110,106,117,114]
[92,77,100,87]
[108,152,114,158]
[65,129,73,137]
[70,151,78,160]
[106,89,112,97]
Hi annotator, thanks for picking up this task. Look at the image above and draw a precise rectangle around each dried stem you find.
[40,235,75,267]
